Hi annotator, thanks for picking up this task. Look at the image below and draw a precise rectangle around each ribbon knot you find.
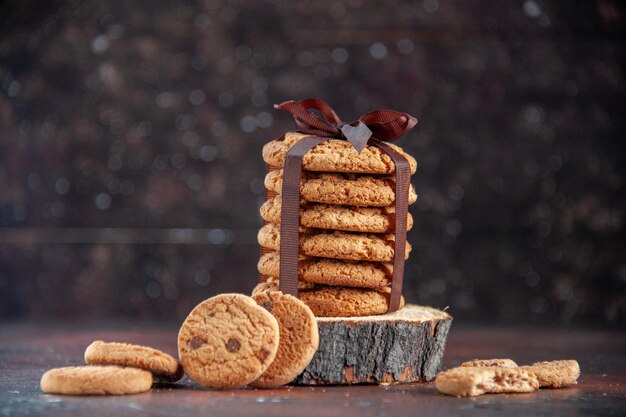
[274,98,417,153]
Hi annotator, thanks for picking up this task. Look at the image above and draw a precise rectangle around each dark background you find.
[0,0,624,326]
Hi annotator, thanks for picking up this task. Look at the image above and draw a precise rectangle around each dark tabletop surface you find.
[0,322,624,417]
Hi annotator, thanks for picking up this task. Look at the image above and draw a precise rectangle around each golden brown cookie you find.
[460,359,518,368]
[257,223,411,262]
[265,169,417,207]
[435,366,539,397]
[258,252,391,289]
[260,195,414,233]
[521,360,580,388]
[84,341,184,383]
[250,291,319,388]
[263,132,417,174]
[177,293,279,389]
[254,280,403,317]
[40,366,152,395]
[300,285,404,317]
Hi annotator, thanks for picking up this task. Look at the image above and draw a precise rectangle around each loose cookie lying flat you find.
[258,223,411,262]
[263,131,418,174]
[460,358,518,368]
[265,169,417,207]
[85,340,184,382]
[458,358,580,388]
[258,251,392,289]
[250,291,319,388]
[435,366,539,397]
[41,366,152,395]
[260,195,414,233]
[521,360,580,388]
[177,293,279,389]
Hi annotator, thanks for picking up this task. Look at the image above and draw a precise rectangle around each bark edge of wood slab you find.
[293,304,452,385]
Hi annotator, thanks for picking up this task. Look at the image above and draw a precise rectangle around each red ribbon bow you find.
[274,98,418,152]
[271,99,417,313]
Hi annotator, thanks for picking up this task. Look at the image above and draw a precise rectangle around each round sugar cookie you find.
[258,252,391,289]
[177,293,279,389]
[263,131,418,174]
[260,195,414,233]
[84,340,184,382]
[250,291,319,388]
[40,366,152,395]
[257,223,411,262]
[298,285,405,317]
[265,169,417,207]
[253,280,404,317]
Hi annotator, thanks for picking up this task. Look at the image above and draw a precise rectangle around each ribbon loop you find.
[360,109,418,142]
[274,100,340,138]
[299,99,342,125]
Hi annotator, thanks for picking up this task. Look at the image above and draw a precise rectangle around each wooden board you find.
[294,304,452,385]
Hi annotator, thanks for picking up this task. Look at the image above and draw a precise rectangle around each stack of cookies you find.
[255,131,418,317]
[40,341,184,395]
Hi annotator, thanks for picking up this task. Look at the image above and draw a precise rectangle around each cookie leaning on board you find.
[435,358,581,397]
[177,292,319,389]
[249,291,319,388]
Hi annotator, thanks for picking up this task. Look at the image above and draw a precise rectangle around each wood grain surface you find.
[0,323,624,417]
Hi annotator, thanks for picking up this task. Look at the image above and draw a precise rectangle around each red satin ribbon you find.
[273,98,417,313]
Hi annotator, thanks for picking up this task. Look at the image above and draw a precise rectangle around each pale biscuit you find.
[521,360,580,388]
[177,293,279,389]
[460,359,518,368]
[250,291,319,388]
[258,223,411,262]
[40,365,152,395]
[258,251,391,289]
[265,169,417,207]
[263,131,417,174]
[84,341,183,383]
[260,195,413,233]
[435,366,539,397]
